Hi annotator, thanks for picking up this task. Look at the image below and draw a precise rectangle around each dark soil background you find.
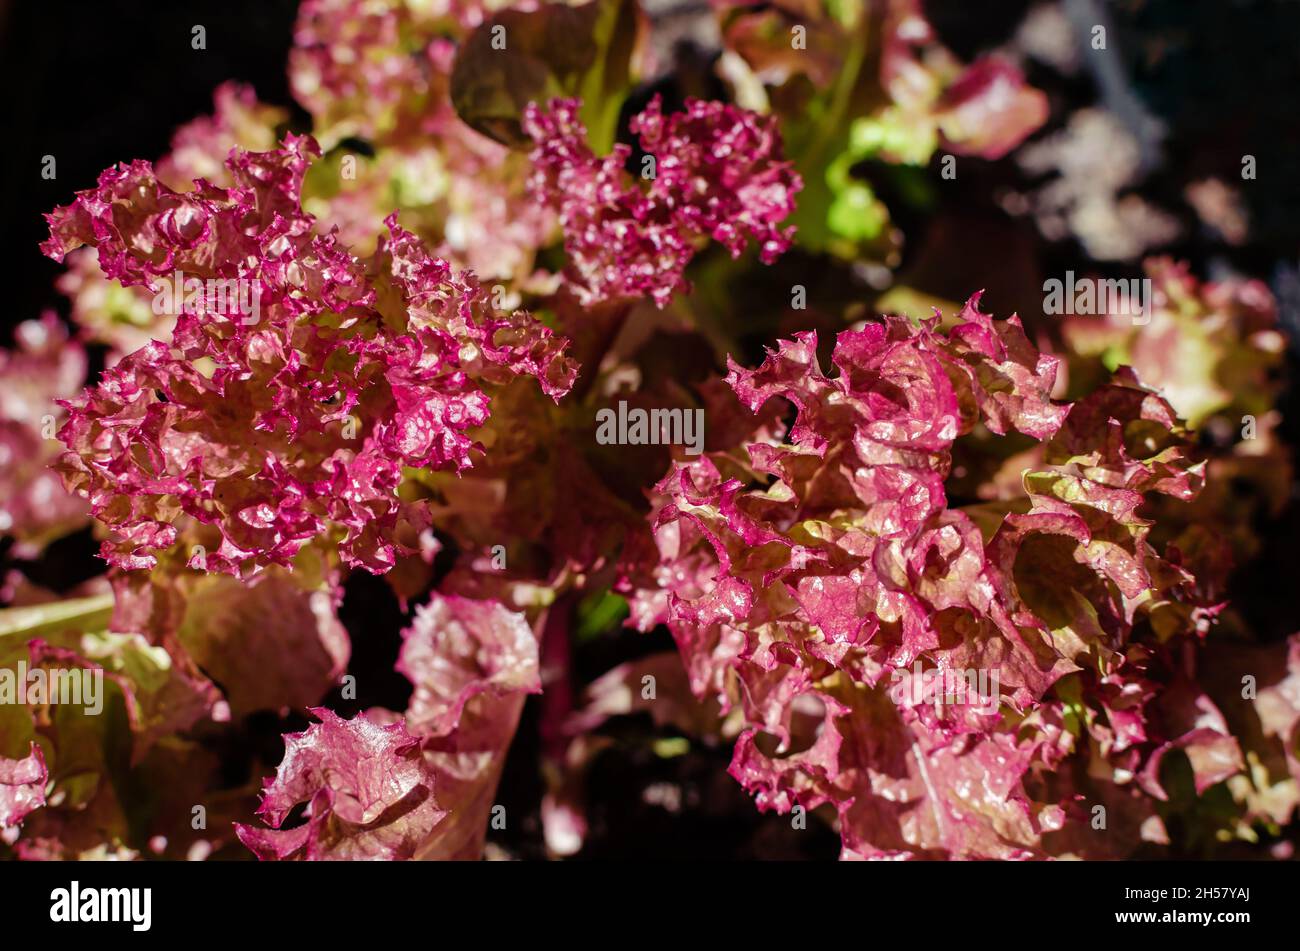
[2,0,1298,859]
